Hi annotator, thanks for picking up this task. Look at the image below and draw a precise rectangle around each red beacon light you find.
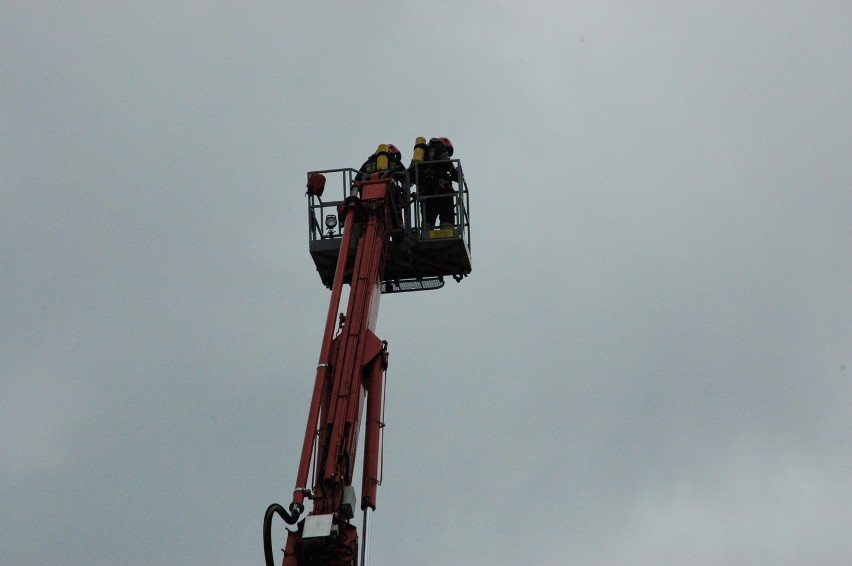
[306,173,326,197]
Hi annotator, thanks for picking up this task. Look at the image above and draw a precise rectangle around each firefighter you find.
[355,144,408,230]
[413,137,458,230]
[356,144,406,182]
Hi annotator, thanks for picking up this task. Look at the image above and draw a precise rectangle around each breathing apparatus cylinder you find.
[376,144,389,170]
[411,137,427,162]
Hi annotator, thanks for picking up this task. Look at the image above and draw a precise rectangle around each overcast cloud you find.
[3,2,851,565]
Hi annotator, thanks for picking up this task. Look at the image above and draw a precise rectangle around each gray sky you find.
[3,2,851,565]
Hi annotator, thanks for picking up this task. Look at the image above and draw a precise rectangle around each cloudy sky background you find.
[3,2,851,565]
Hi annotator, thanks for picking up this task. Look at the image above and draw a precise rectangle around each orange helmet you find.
[387,144,401,160]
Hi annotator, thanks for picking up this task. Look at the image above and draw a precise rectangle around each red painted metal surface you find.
[281,175,395,565]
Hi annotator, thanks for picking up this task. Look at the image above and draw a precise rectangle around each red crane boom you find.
[264,149,471,565]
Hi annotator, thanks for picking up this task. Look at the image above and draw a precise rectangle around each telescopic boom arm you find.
[266,173,395,566]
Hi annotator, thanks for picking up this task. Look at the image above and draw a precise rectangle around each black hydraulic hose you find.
[263,502,302,566]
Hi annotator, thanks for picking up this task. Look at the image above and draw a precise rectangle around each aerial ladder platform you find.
[264,144,471,565]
